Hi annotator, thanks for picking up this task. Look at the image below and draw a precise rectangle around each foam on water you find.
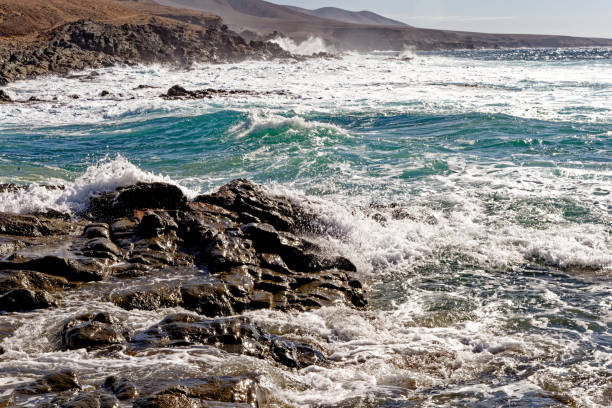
[1,50,611,128]
[0,155,198,214]
[0,48,611,407]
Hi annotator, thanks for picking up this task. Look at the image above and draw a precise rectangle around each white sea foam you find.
[229,109,348,138]
[270,36,332,55]
[0,155,198,214]
[1,53,610,128]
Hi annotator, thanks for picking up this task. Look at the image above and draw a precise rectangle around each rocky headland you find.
[0,0,295,87]
[0,18,291,87]
[0,179,366,407]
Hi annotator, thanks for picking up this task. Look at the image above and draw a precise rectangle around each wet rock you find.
[162,85,289,100]
[111,281,183,311]
[0,288,58,312]
[139,211,178,238]
[0,255,108,282]
[195,179,304,232]
[0,270,69,311]
[0,90,11,103]
[83,223,110,239]
[80,237,122,259]
[103,376,139,400]
[113,183,187,216]
[133,375,260,408]
[61,312,131,350]
[0,213,47,237]
[132,313,325,368]
[39,391,119,408]
[17,369,81,394]
[133,85,157,90]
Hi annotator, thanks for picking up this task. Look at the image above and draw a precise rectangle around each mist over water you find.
[269,36,333,55]
[0,48,611,407]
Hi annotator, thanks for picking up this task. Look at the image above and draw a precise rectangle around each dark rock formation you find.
[162,84,289,100]
[132,313,325,368]
[16,370,81,394]
[133,375,260,408]
[0,270,73,311]
[0,90,11,103]
[0,179,365,406]
[0,19,292,86]
[104,376,139,400]
[61,312,132,350]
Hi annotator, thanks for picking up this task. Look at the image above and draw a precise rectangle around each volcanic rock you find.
[60,312,132,350]
[132,313,325,368]
[133,375,260,408]
[16,369,81,395]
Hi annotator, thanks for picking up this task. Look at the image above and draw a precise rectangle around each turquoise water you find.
[0,49,611,407]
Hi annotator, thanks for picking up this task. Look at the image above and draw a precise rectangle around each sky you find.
[271,0,612,38]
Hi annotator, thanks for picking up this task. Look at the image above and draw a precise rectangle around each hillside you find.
[0,0,221,38]
[153,0,612,50]
[285,6,407,27]
[0,0,290,86]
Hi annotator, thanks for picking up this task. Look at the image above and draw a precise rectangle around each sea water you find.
[0,48,610,407]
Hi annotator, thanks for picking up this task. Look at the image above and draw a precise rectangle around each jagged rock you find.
[104,376,139,401]
[16,369,81,395]
[194,179,304,232]
[133,375,260,408]
[132,313,325,369]
[35,391,119,408]
[83,223,110,239]
[61,312,131,350]
[0,19,292,86]
[0,90,11,103]
[0,288,58,312]
[139,211,178,238]
[112,183,187,216]
[0,213,48,237]
[0,255,108,282]
[162,85,289,100]
[0,270,69,311]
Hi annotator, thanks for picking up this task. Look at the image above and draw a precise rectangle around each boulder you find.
[0,90,11,103]
[0,270,70,312]
[60,312,131,350]
[0,288,58,312]
[133,375,260,408]
[0,255,108,282]
[132,313,325,368]
[16,369,81,395]
[104,376,139,400]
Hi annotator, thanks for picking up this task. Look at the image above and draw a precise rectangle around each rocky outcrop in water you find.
[0,19,292,86]
[0,179,365,406]
[162,84,290,100]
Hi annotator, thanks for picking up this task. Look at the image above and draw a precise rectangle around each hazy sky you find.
[272,0,612,38]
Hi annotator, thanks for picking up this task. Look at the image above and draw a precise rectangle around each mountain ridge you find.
[284,5,408,27]
[153,0,612,50]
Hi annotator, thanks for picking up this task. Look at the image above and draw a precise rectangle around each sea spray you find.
[270,36,334,55]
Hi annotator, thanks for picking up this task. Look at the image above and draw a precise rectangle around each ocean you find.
[0,48,611,407]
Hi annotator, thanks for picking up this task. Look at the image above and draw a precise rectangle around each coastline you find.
[0,179,366,406]
[0,18,292,87]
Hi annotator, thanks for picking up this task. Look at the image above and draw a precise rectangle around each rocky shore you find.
[0,179,365,407]
[0,18,292,86]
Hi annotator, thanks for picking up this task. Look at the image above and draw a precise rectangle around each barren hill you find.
[0,0,290,86]
[153,0,612,50]
[285,6,407,27]
[0,0,221,39]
